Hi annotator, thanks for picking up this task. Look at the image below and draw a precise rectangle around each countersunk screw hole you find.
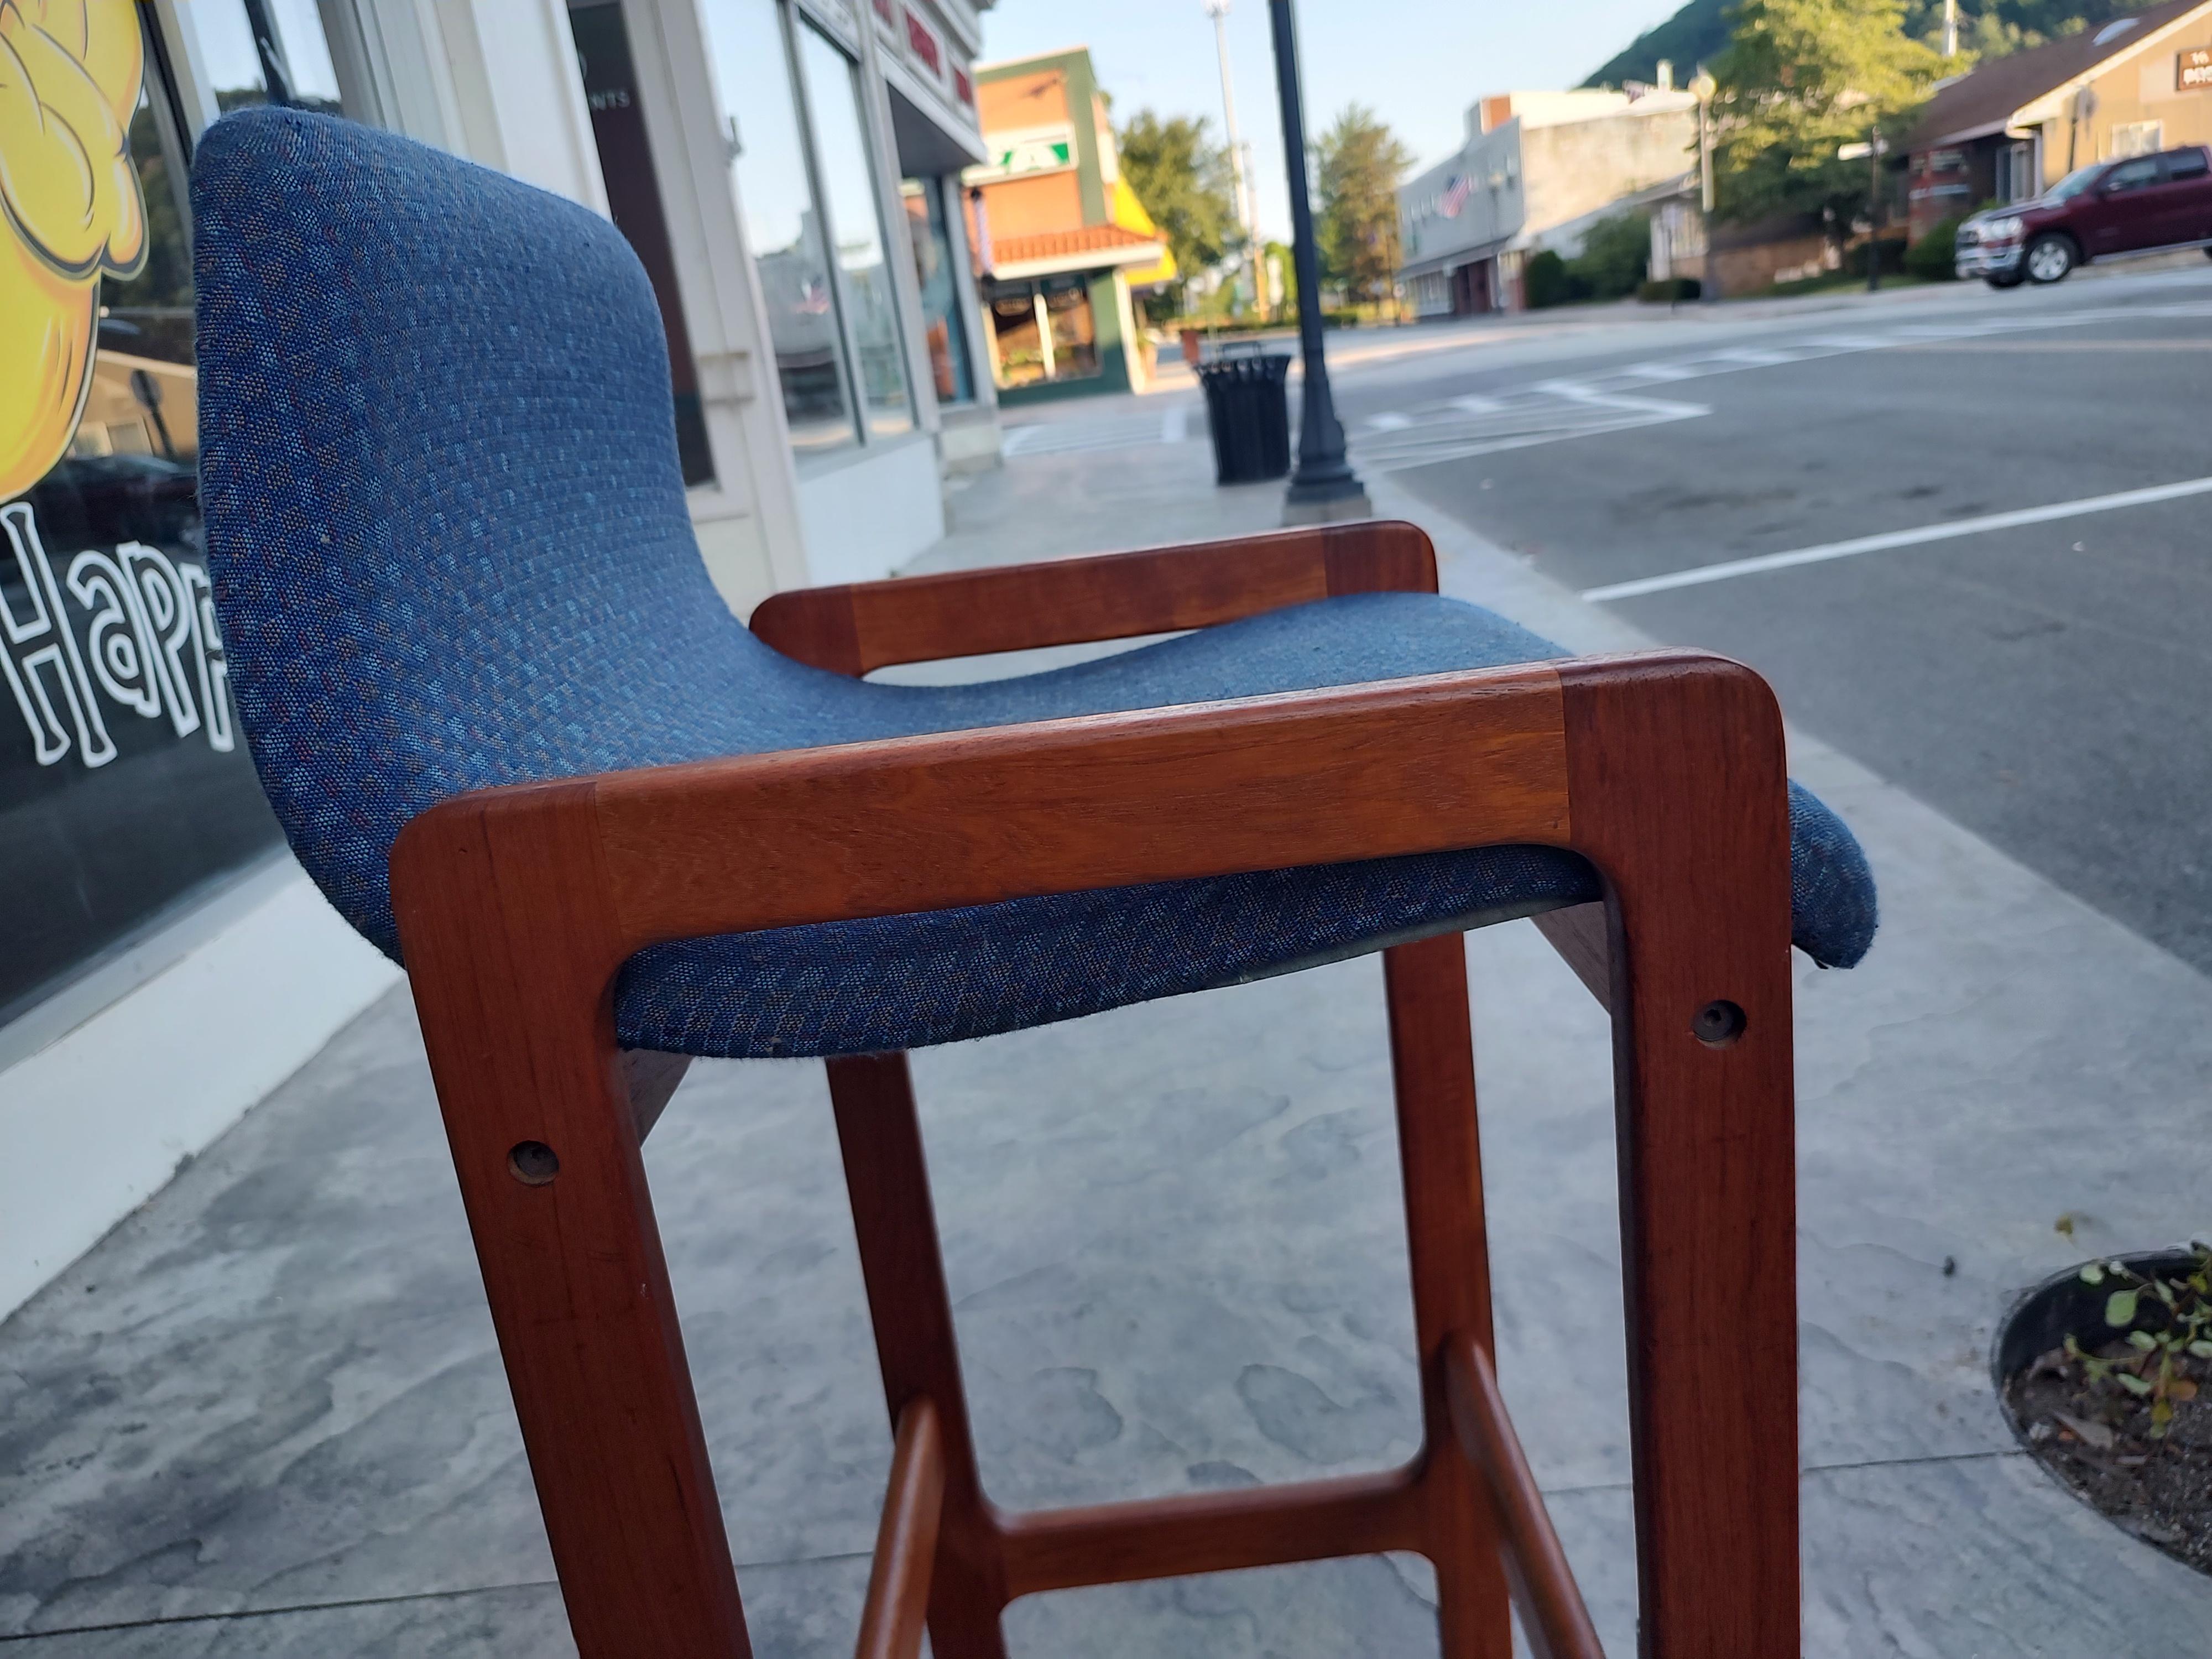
[1692,1000,1747,1047]
[509,1140,560,1185]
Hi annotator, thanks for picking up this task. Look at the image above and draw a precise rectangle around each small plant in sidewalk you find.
[2063,1253,2212,1434]
[2006,1245,2212,1572]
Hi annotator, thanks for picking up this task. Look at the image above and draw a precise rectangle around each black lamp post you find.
[1267,0,1369,523]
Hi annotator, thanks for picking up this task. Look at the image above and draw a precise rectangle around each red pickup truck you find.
[1954,145,2212,286]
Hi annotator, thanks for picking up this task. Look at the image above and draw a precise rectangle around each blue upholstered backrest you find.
[194,109,837,957]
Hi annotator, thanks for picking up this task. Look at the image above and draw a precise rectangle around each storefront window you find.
[179,0,343,112]
[703,0,857,453]
[985,275,1099,388]
[902,178,973,405]
[795,22,912,438]
[0,3,357,1028]
[570,2,716,484]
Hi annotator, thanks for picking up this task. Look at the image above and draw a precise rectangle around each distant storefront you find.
[968,48,1173,403]
[1399,85,1698,316]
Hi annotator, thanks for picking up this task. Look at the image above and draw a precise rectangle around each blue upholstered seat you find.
[192,109,1875,1060]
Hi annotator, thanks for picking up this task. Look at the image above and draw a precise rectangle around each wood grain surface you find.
[588,666,1571,948]
[853,1401,945,1659]
[750,521,1438,676]
[1445,1333,1604,1659]
[1383,934,1512,1655]
[1558,653,1799,1657]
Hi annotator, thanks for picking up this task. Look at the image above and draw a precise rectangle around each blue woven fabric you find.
[192,109,1876,1060]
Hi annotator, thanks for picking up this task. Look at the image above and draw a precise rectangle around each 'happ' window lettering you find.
[0,502,233,771]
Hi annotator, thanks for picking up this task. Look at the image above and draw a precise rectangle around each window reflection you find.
[178,0,342,113]
[704,0,857,452]
[902,178,972,405]
[796,23,911,438]
[571,1,717,485]
[985,275,1098,387]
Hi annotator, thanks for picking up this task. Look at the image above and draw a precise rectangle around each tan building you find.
[1905,0,2212,240]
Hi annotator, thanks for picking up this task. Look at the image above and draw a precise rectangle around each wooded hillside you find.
[1582,0,2153,88]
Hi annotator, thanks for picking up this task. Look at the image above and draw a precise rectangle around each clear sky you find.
[977,0,1681,242]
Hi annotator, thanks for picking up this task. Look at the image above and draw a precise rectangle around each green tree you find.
[1116,109,1238,313]
[1314,105,1415,306]
[1568,212,1652,300]
[1900,0,2133,56]
[1711,0,1947,233]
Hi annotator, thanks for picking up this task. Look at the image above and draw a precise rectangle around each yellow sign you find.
[1,0,150,502]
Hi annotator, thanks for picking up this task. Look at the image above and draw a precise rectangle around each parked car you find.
[1955,146,2212,287]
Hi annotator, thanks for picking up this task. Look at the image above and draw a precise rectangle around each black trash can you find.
[1196,352,1292,484]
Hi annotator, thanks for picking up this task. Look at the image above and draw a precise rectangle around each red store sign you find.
[904,7,941,75]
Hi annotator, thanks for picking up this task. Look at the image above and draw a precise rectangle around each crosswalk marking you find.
[1350,293,2212,473]
[993,293,2212,468]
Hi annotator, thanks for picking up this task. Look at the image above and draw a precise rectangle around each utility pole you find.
[1691,69,1718,304]
[1203,0,1267,315]
[1943,0,1959,58]
[1867,126,1884,291]
[1268,0,1367,522]
[1841,130,1889,291]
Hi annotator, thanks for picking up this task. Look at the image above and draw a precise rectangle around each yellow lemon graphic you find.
[1,0,149,502]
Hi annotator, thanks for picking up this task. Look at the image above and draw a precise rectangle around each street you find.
[1308,266,2212,975]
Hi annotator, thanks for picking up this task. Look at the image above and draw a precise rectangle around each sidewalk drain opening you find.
[1996,1246,2212,1575]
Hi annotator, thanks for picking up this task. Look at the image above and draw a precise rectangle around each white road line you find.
[1621,363,1699,380]
[1450,393,1505,414]
[1583,474,2212,602]
[1712,347,1802,365]
[1366,411,1413,430]
[1536,380,1712,419]
[1162,405,1189,443]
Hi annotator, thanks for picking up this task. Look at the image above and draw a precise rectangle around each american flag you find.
[1439,174,1473,219]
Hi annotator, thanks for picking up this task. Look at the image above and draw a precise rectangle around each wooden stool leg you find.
[828,1053,1011,1659]
[1559,658,1800,1656]
[1384,935,1513,1659]
[395,804,750,1659]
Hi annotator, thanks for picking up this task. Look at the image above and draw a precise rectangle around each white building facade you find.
[1398,86,1699,316]
[0,0,997,1317]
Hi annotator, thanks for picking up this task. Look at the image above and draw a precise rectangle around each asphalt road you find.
[1331,265,2212,974]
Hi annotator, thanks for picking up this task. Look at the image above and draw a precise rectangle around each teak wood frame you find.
[389,521,1799,1659]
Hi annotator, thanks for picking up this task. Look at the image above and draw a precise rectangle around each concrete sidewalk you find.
[5,425,2212,1655]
